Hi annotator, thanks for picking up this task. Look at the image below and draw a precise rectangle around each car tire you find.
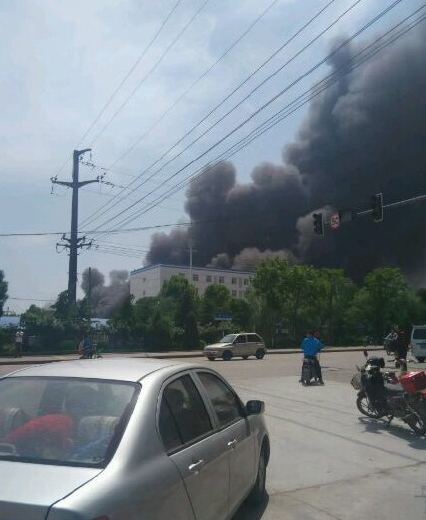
[255,348,265,360]
[242,355,249,360]
[207,357,215,361]
[416,357,425,363]
[222,350,233,361]
[248,447,267,505]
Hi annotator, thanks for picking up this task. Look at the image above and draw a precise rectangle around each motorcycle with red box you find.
[351,351,426,435]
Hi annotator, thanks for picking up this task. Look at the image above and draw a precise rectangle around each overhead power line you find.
[80,0,340,230]
[139,7,426,220]
[105,0,285,171]
[52,0,184,180]
[85,0,409,236]
[88,0,212,147]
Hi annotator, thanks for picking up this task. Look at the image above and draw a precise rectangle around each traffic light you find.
[313,212,324,235]
[371,193,383,222]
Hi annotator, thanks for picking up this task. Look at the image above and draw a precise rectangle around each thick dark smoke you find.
[81,268,130,318]
[146,26,426,285]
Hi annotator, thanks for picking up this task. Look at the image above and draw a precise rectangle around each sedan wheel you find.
[222,350,233,361]
[248,448,267,505]
[207,357,215,361]
[242,355,249,360]
[255,348,265,360]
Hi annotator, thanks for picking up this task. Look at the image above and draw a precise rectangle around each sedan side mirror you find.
[245,400,265,415]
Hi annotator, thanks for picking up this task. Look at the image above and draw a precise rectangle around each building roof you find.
[131,263,254,276]
[0,316,21,328]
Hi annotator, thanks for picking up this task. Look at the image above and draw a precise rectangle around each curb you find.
[0,346,385,366]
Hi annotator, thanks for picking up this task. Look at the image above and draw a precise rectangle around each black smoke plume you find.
[81,268,130,318]
[146,25,426,285]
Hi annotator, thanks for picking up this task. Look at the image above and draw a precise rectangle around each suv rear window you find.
[412,328,426,340]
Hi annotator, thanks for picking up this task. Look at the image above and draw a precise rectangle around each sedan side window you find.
[159,375,212,451]
[198,373,243,428]
[247,334,261,343]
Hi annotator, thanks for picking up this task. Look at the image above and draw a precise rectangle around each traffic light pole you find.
[357,193,426,218]
[313,192,426,235]
[52,149,98,305]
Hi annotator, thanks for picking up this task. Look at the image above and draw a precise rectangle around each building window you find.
[142,291,145,296]
[243,278,249,286]
[232,290,237,297]
[206,275,212,282]
[142,277,146,282]
[219,276,225,284]
[193,274,199,282]
[231,277,237,285]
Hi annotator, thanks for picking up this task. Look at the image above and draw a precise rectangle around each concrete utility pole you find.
[187,226,197,285]
[52,149,98,305]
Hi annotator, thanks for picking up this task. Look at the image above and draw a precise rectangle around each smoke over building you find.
[146,26,426,285]
[81,268,130,318]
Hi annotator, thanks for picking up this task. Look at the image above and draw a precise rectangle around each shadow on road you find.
[231,495,269,520]
[358,417,426,449]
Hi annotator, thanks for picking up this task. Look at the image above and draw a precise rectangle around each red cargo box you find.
[399,370,426,393]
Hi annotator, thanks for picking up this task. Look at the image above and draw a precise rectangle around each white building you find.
[130,264,253,301]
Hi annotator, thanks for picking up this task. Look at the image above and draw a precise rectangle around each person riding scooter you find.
[300,331,324,385]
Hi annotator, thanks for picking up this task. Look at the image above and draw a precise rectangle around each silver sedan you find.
[0,358,269,520]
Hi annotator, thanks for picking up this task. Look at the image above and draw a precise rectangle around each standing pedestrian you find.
[14,329,24,358]
[394,326,408,369]
[81,333,94,359]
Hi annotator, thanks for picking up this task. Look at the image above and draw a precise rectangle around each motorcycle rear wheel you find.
[356,393,383,419]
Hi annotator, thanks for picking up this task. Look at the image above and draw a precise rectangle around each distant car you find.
[203,333,267,361]
[0,358,269,520]
[410,325,426,363]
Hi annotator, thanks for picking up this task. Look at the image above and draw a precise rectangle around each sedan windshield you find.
[219,334,238,343]
[0,377,138,468]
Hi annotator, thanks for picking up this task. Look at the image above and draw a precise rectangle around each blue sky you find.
[0,0,422,313]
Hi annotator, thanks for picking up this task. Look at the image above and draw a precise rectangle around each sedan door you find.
[196,372,255,515]
[232,334,247,357]
[158,375,230,520]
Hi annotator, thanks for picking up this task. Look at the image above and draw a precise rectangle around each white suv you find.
[203,333,267,361]
[410,325,426,363]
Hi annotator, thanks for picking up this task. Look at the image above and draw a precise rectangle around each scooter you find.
[351,351,426,435]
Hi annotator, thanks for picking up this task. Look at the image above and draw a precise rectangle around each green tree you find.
[311,269,357,345]
[229,298,253,330]
[200,284,232,325]
[251,257,291,343]
[351,268,415,339]
[251,258,323,343]
[0,270,8,317]
[160,276,200,349]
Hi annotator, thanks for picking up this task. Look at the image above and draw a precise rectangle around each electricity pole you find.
[52,149,98,306]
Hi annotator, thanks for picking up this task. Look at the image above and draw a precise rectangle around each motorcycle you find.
[351,350,426,435]
[300,357,319,386]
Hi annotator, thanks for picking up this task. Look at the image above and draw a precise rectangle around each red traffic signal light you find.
[313,213,324,235]
[371,193,383,222]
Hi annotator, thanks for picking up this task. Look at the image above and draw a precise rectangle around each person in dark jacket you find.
[300,331,324,384]
[394,327,408,369]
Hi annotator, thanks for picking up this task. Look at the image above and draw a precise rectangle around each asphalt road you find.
[1,351,426,520]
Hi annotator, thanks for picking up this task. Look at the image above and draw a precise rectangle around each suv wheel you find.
[255,348,265,360]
